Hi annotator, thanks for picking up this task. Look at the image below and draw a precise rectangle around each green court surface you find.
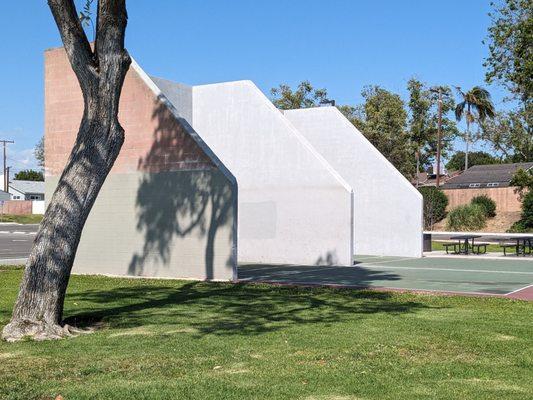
[238,255,533,300]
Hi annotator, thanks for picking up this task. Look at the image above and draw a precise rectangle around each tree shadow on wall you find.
[128,97,236,280]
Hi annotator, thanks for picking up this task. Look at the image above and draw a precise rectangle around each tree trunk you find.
[2,0,130,342]
[465,119,470,171]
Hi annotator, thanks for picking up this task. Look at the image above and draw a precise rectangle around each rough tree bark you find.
[2,0,130,341]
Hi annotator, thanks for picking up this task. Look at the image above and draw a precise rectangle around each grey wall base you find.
[46,170,237,281]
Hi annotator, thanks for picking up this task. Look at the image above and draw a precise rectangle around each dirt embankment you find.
[433,211,522,232]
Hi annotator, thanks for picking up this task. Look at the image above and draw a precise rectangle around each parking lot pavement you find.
[0,223,38,262]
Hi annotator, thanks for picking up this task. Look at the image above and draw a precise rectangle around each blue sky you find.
[0,0,505,172]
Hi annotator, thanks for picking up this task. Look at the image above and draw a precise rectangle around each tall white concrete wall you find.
[284,107,423,258]
[188,81,354,266]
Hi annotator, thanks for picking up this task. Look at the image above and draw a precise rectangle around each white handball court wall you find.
[187,81,354,266]
[285,107,423,258]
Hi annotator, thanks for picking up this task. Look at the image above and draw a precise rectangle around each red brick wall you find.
[44,47,214,177]
[0,201,33,215]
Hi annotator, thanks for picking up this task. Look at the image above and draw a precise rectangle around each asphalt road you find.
[0,223,38,262]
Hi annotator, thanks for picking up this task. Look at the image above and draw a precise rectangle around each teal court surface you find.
[238,255,533,300]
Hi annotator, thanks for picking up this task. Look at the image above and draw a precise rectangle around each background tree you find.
[508,168,533,232]
[445,150,500,171]
[418,186,448,230]
[34,137,44,169]
[454,86,495,170]
[481,111,532,162]
[407,79,430,174]
[509,168,533,199]
[2,0,131,342]
[484,0,532,105]
[336,104,366,131]
[14,169,44,182]
[407,79,458,172]
[357,86,414,177]
[270,81,328,110]
[484,0,532,162]
[509,191,533,232]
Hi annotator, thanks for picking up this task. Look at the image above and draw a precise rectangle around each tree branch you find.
[95,0,129,63]
[48,0,98,93]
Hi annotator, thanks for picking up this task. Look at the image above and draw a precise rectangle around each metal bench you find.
[501,243,517,256]
[442,243,458,254]
[472,243,487,254]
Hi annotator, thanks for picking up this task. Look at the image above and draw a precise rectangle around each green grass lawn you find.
[0,214,43,224]
[0,266,532,400]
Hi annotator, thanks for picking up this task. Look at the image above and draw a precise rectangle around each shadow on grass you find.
[64,281,432,336]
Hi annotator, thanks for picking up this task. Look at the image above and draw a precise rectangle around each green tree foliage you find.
[407,79,458,171]
[445,151,500,171]
[34,137,44,169]
[446,204,487,231]
[509,167,533,199]
[509,191,533,232]
[14,169,44,181]
[270,81,328,110]
[336,104,366,131]
[481,111,532,162]
[509,167,533,232]
[78,0,96,39]
[357,86,414,177]
[419,187,448,229]
[519,191,533,227]
[484,0,532,163]
[484,0,533,105]
[471,195,497,218]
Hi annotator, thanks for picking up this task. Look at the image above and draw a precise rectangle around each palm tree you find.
[454,86,495,170]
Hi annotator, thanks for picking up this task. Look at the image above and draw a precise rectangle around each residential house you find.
[9,180,45,201]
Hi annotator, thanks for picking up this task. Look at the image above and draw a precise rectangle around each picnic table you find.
[501,236,532,256]
[449,234,483,255]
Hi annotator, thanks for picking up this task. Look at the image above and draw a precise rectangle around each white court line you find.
[354,256,389,261]
[358,257,418,265]
[242,266,340,275]
[360,264,533,275]
[505,283,533,295]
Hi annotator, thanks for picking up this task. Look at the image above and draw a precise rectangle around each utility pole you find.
[415,150,420,188]
[436,88,443,188]
[5,167,10,193]
[0,140,14,192]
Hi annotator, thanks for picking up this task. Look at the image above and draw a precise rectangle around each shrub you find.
[446,204,487,231]
[471,195,496,218]
[419,187,448,229]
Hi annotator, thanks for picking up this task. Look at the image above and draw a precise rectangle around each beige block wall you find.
[46,170,237,281]
[443,187,522,212]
